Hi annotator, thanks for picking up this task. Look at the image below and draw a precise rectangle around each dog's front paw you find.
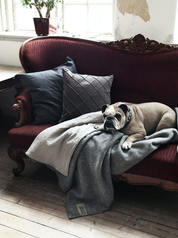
[122,140,132,150]
[94,124,104,130]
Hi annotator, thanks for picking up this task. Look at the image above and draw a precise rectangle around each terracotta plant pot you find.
[33,18,49,36]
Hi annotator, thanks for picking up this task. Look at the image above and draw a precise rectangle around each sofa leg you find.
[7,146,26,176]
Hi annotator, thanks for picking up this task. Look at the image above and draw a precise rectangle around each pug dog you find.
[101,102,176,149]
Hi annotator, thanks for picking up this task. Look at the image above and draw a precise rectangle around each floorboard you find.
[0,126,178,238]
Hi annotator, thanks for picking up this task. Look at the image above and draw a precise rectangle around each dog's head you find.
[102,103,130,132]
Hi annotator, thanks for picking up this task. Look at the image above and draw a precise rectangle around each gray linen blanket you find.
[28,109,178,219]
[26,111,103,176]
[52,109,178,219]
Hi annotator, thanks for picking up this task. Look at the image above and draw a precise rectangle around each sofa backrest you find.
[20,35,178,109]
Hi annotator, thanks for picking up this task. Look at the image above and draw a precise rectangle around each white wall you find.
[114,0,178,44]
[0,40,22,66]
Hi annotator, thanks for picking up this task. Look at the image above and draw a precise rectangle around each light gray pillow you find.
[60,68,113,122]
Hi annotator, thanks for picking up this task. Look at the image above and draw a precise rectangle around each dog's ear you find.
[102,104,109,113]
[119,104,129,115]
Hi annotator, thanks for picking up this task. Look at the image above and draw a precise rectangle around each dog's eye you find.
[103,114,107,118]
[115,114,121,120]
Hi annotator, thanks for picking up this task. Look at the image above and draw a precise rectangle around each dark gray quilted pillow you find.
[60,68,113,122]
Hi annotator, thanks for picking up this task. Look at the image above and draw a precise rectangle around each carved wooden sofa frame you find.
[7,34,178,191]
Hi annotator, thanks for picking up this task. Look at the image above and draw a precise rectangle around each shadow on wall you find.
[0,87,18,128]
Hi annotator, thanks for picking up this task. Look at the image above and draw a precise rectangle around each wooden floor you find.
[0,126,178,238]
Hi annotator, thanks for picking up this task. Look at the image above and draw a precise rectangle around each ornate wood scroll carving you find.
[101,34,177,53]
[7,146,26,176]
[8,102,28,176]
[12,100,27,127]
[112,173,178,192]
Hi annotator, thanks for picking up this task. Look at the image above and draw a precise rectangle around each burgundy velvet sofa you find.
[8,34,178,191]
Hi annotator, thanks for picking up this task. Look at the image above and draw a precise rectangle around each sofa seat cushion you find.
[125,144,178,183]
[8,123,56,151]
[9,121,178,183]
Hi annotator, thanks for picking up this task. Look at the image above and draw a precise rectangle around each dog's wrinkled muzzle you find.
[104,119,116,132]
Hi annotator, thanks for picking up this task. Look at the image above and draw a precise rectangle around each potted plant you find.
[22,0,61,36]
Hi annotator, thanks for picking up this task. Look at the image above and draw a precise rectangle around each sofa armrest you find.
[13,89,34,127]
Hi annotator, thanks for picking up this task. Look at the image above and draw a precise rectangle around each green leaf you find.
[21,0,61,17]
